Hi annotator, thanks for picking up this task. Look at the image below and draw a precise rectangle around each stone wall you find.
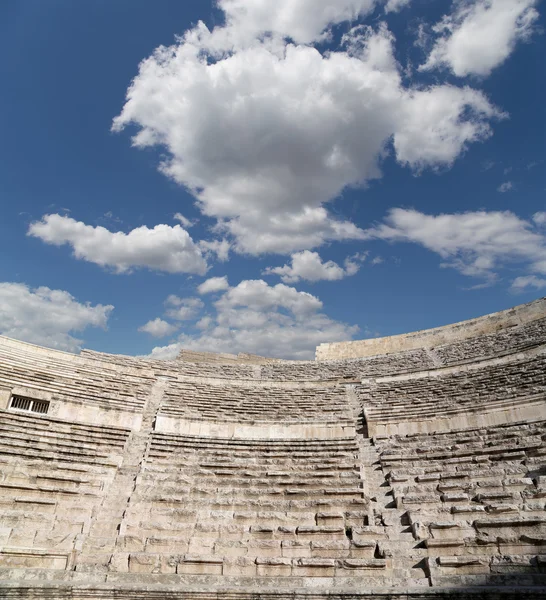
[316,297,546,360]
[0,297,545,598]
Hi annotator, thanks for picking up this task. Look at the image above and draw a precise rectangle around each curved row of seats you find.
[79,315,546,384]
[0,338,154,412]
[359,352,546,429]
[433,317,546,366]
[159,379,353,423]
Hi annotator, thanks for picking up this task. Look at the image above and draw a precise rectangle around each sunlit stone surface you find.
[0,298,545,599]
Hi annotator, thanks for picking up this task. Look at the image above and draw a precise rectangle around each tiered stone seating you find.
[0,409,130,571]
[113,433,387,578]
[374,420,546,585]
[434,317,546,366]
[359,352,546,435]
[260,349,435,381]
[0,337,154,413]
[1,298,545,596]
[83,348,258,380]
[160,379,353,423]
[84,347,436,382]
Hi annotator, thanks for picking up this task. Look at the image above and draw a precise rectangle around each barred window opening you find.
[10,395,50,415]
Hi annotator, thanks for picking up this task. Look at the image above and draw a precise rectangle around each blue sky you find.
[0,0,545,359]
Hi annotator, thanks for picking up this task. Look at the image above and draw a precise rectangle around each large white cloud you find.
[113,12,502,255]
[421,0,539,77]
[147,279,358,360]
[264,250,364,283]
[0,282,113,352]
[218,0,378,45]
[28,214,208,275]
[364,208,546,283]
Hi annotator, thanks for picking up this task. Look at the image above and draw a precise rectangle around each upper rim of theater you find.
[0,296,543,366]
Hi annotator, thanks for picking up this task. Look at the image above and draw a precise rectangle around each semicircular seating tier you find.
[0,297,545,599]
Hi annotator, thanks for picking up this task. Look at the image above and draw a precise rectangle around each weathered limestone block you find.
[425,539,465,555]
[432,555,491,577]
[280,540,311,558]
[177,555,223,575]
[352,526,387,543]
[222,556,256,576]
[337,558,387,573]
[247,539,281,558]
[115,535,146,552]
[429,522,470,540]
[107,552,129,573]
[310,539,350,558]
[315,511,344,526]
[128,553,159,574]
[145,536,189,554]
[255,557,292,576]
[295,526,345,539]
[0,548,68,570]
[293,557,336,576]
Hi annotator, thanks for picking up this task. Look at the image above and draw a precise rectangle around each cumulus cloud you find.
[113,9,502,255]
[364,208,546,283]
[138,318,179,338]
[165,296,204,321]
[28,214,208,275]
[511,275,546,291]
[264,250,365,283]
[217,0,378,46]
[0,282,113,352]
[498,181,513,192]
[148,279,358,360]
[421,0,539,77]
[197,276,230,294]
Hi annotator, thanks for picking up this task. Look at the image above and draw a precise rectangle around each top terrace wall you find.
[316,297,546,360]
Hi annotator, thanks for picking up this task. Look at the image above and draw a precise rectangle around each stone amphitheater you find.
[0,298,545,599]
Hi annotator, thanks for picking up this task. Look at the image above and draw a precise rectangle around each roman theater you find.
[0,298,545,599]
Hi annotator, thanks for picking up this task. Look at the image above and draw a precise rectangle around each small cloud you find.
[384,0,411,13]
[174,212,195,228]
[497,181,513,193]
[264,250,365,284]
[482,160,495,171]
[526,160,542,170]
[199,239,230,262]
[102,211,123,224]
[164,296,204,321]
[511,275,546,292]
[138,318,179,338]
[503,167,512,175]
[197,276,230,294]
[371,256,383,265]
[533,212,546,226]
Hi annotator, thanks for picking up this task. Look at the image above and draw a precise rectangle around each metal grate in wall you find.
[10,395,50,415]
